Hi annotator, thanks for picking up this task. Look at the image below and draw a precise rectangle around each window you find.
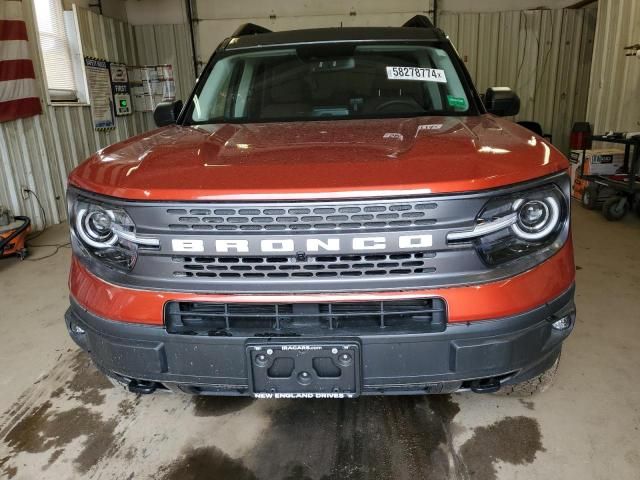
[34,0,77,101]
[186,43,475,124]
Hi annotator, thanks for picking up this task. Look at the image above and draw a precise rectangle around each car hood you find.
[68,115,568,201]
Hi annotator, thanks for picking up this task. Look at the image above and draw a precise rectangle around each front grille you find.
[119,192,492,292]
[74,174,568,294]
[165,201,438,233]
[164,298,447,336]
[171,251,436,279]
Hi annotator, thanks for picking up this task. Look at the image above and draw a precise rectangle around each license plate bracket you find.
[247,342,360,399]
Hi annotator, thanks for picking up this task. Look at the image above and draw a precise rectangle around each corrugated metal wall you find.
[439,7,597,155]
[132,22,195,122]
[586,0,640,134]
[0,4,194,231]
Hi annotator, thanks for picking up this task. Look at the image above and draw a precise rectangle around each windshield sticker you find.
[386,66,447,83]
[447,95,467,108]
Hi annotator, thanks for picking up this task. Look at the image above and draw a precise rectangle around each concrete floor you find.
[0,204,639,480]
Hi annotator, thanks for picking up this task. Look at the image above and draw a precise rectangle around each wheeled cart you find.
[579,135,640,220]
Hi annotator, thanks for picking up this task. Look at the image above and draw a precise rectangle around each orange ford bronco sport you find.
[65,17,575,398]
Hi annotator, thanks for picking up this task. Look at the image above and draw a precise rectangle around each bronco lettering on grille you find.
[170,234,433,253]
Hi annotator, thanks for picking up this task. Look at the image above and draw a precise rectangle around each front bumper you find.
[65,285,575,396]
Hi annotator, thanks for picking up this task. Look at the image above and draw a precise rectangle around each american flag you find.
[0,0,42,123]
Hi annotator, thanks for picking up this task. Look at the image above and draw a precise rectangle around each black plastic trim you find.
[403,15,435,29]
[65,285,575,396]
[164,297,447,336]
[224,27,445,51]
[232,23,272,37]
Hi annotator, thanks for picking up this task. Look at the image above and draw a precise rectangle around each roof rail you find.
[232,23,272,37]
[402,15,435,29]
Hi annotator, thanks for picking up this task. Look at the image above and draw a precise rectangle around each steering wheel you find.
[374,98,422,112]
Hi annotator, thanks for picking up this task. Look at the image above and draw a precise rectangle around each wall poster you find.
[128,64,176,112]
[84,57,115,130]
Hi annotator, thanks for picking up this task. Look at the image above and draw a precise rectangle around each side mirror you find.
[484,87,520,117]
[153,100,183,127]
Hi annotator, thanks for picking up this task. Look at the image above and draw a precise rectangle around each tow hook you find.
[128,379,158,394]
[470,377,501,394]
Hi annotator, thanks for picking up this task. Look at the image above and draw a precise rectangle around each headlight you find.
[512,197,560,240]
[76,207,118,247]
[69,196,159,272]
[448,183,568,266]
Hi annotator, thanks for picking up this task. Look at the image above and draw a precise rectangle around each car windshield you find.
[185,43,474,124]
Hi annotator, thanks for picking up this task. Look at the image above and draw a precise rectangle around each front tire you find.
[495,353,561,397]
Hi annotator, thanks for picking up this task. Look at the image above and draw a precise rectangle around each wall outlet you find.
[20,186,30,200]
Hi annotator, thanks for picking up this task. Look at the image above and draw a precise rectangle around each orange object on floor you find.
[0,214,31,260]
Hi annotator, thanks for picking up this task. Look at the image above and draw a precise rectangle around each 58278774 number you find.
[386,66,447,83]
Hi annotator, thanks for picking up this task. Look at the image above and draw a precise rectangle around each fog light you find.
[551,315,572,331]
[70,322,85,335]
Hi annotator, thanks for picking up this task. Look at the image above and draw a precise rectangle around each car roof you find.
[222,26,446,51]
